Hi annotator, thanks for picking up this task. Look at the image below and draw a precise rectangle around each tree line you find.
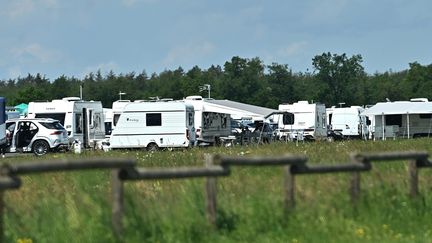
[0,53,431,109]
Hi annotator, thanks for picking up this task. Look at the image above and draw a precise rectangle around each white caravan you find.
[109,102,196,150]
[278,101,327,140]
[27,97,106,146]
[362,98,432,140]
[328,106,369,139]
[184,96,231,145]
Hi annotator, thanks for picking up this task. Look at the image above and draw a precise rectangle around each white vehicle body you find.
[103,108,113,137]
[112,100,131,130]
[278,101,327,140]
[27,97,105,146]
[184,96,231,145]
[328,106,369,139]
[362,98,432,140]
[0,98,6,146]
[109,102,196,149]
[5,118,69,155]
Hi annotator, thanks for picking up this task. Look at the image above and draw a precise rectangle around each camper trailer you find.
[328,106,369,139]
[184,96,231,145]
[362,98,432,140]
[27,97,105,146]
[278,101,327,141]
[109,102,196,150]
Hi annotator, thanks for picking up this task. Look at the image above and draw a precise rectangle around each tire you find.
[146,143,159,152]
[32,140,50,156]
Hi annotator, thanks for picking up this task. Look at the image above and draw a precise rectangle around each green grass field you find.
[3,138,432,243]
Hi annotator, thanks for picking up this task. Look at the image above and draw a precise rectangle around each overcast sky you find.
[1,0,431,80]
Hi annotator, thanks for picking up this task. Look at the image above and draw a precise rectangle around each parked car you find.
[5,118,69,156]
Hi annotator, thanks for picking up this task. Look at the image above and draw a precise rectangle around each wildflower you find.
[394,233,402,239]
[17,238,33,243]
[355,228,365,237]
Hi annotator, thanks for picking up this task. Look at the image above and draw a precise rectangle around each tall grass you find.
[3,138,432,242]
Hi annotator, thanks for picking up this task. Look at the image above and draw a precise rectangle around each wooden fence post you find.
[112,169,124,238]
[408,160,418,198]
[350,155,361,206]
[204,154,217,227]
[0,190,4,243]
[350,172,360,206]
[283,165,295,212]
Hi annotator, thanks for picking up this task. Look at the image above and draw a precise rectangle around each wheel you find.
[146,143,159,152]
[32,140,50,156]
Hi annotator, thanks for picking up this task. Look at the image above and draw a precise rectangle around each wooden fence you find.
[0,151,430,241]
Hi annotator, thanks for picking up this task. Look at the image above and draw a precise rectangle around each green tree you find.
[312,52,365,106]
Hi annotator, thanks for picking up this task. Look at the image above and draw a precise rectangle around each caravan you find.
[27,97,105,146]
[278,101,327,140]
[184,96,231,145]
[362,98,432,140]
[109,102,196,150]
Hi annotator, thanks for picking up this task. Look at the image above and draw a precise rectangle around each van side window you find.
[146,113,161,126]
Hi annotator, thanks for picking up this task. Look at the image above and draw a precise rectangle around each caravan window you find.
[420,114,432,119]
[188,112,193,126]
[113,114,121,126]
[385,114,402,126]
[88,109,94,127]
[146,113,161,126]
[35,113,66,125]
[75,114,83,134]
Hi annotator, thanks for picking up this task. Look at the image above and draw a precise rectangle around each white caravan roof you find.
[204,99,277,120]
[279,101,323,113]
[362,101,432,116]
[123,101,191,112]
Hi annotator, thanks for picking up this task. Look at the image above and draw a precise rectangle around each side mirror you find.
[282,113,294,125]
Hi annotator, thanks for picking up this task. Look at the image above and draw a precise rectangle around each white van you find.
[27,97,105,147]
[109,102,196,150]
[328,106,369,139]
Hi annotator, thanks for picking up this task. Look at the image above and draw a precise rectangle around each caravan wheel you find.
[146,143,159,152]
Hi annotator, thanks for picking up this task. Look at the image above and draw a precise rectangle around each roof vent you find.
[185,95,203,101]
[410,98,429,102]
[62,97,81,101]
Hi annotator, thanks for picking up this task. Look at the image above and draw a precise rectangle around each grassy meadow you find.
[3,138,432,242]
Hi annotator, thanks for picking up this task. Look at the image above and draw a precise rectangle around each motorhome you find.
[27,97,105,146]
[327,106,369,139]
[362,98,432,140]
[278,101,327,140]
[109,102,196,150]
[184,96,231,145]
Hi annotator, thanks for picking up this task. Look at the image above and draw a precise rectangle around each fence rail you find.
[0,150,430,242]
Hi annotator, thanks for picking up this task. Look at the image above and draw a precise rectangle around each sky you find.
[0,0,431,80]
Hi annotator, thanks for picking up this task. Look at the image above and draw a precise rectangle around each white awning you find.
[362,101,432,116]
